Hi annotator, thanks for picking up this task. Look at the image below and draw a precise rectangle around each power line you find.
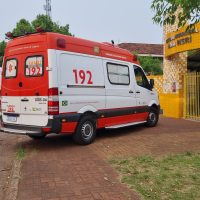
[44,0,52,18]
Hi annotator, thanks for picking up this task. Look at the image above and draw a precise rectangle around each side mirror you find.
[150,79,154,89]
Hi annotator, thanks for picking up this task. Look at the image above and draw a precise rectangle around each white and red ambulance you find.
[0,31,160,144]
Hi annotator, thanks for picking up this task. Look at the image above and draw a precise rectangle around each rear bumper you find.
[0,117,60,136]
[0,127,43,136]
[0,114,78,136]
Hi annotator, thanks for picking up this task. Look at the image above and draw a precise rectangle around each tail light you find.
[48,88,59,115]
[42,127,51,133]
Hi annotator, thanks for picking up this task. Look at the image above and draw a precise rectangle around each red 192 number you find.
[27,67,41,76]
[73,69,93,85]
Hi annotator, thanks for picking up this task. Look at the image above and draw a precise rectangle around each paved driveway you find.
[1,117,200,200]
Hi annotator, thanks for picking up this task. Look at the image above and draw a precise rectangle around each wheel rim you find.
[81,121,94,139]
[149,112,157,123]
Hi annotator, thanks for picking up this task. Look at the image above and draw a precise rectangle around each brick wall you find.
[163,8,188,94]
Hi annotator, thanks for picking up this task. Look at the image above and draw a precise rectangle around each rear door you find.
[2,53,49,126]
[20,53,48,126]
[2,56,22,125]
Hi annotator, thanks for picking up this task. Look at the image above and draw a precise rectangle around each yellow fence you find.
[184,72,200,121]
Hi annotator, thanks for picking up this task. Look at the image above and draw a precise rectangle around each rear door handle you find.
[136,91,141,94]
[21,98,29,102]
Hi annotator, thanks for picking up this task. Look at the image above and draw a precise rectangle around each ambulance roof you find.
[6,32,138,63]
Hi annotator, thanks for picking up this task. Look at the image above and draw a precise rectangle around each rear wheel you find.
[145,107,159,127]
[73,115,96,145]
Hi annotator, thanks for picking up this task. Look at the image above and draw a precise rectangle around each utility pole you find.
[44,0,52,18]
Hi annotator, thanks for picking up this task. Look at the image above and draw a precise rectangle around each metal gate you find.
[184,72,200,120]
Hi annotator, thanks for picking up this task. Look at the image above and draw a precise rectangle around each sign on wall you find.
[165,23,200,57]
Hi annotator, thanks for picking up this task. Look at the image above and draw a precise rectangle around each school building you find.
[120,20,200,121]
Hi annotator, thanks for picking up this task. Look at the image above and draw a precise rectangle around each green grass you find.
[109,152,200,200]
[16,147,26,161]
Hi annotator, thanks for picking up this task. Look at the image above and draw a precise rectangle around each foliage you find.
[138,56,163,75]
[12,19,34,36]
[151,0,200,27]
[0,57,3,67]
[32,15,72,35]
[16,147,27,161]
[110,152,200,200]
[0,41,6,56]
[0,40,6,66]
[0,14,72,61]
[12,14,72,37]
[32,15,54,31]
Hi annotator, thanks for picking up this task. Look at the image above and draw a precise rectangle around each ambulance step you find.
[106,121,146,129]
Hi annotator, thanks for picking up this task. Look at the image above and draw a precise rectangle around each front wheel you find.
[145,107,159,127]
[73,115,96,145]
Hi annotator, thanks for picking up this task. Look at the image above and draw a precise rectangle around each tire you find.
[28,134,46,140]
[73,115,96,145]
[145,107,159,127]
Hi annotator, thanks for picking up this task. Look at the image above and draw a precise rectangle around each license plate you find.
[7,116,17,122]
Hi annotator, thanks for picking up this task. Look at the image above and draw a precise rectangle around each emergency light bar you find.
[5,32,14,39]
[5,27,46,40]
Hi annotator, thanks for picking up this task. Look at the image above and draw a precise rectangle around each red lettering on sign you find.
[27,66,42,76]
[79,70,85,84]
[87,71,93,84]
[73,69,93,85]
[73,69,78,84]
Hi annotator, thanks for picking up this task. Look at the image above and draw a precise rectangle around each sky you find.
[0,0,163,44]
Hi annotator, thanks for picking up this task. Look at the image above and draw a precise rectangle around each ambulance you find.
[0,30,160,145]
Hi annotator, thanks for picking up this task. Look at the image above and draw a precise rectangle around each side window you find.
[25,56,44,77]
[107,63,130,85]
[134,66,150,89]
[5,59,18,78]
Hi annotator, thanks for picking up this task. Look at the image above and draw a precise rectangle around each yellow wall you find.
[159,93,184,118]
[148,75,184,118]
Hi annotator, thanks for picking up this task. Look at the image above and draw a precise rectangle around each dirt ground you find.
[0,117,200,200]
[0,134,20,200]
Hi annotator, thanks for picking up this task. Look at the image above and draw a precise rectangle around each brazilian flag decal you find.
[62,101,68,106]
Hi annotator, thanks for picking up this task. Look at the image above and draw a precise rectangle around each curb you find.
[4,159,22,200]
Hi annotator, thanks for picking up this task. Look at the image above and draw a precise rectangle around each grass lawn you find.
[109,152,200,200]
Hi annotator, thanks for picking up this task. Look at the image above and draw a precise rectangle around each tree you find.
[12,14,72,37]
[32,15,72,35]
[12,19,34,36]
[151,0,200,27]
[0,15,72,62]
[52,23,71,35]
[138,56,163,75]
[32,15,54,32]
[0,41,6,66]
